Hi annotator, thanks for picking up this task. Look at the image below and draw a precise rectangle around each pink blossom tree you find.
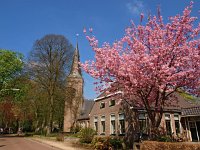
[81,2,200,132]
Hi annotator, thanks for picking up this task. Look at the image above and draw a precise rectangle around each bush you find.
[71,125,81,133]
[109,138,123,149]
[92,136,123,150]
[78,127,96,143]
[56,133,64,141]
[92,137,112,150]
[23,120,33,132]
[157,135,172,142]
[140,141,200,150]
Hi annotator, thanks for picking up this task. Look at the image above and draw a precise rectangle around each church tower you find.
[64,43,84,132]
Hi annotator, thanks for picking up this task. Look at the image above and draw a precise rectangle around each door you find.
[189,122,198,142]
[196,121,200,141]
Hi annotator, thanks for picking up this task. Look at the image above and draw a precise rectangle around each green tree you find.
[0,49,24,129]
[0,49,23,92]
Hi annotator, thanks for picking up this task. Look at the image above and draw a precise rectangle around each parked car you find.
[3,127,14,134]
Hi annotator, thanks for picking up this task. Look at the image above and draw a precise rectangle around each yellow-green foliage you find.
[78,127,96,143]
[177,89,196,101]
[92,136,123,150]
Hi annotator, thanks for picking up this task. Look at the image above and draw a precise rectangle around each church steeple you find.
[68,42,82,78]
[64,39,84,132]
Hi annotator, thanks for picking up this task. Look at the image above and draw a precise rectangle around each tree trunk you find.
[48,95,54,133]
[148,111,163,139]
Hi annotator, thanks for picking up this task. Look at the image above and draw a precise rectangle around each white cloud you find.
[126,0,145,15]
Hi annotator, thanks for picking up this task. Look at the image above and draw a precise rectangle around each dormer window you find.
[109,99,115,107]
[100,102,105,109]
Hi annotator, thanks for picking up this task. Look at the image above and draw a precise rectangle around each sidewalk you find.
[30,137,91,150]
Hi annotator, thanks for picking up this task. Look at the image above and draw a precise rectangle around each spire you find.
[68,38,82,78]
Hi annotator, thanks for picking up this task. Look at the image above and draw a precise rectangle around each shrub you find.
[92,137,112,150]
[92,136,123,150]
[175,131,189,142]
[157,135,172,142]
[23,120,33,132]
[56,133,64,141]
[110,138,123,149]
[78,127,96,143]
[140,141,200,150]
[71,125,81,133]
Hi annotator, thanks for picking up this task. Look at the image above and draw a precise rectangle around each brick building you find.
[88,91,200,142]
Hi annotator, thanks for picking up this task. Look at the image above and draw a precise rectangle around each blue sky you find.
[0,0,199,99]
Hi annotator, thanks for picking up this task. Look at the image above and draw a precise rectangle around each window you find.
[119,113,125,135]
[174,114,180,134]
[100,102,105,109]
[101,116,105,135]
[110,114,116,135]
[94,116,98,132]
[165,114,172,135]
[139,113,146,132]
[189,122,196,128]
[109,99,115,107]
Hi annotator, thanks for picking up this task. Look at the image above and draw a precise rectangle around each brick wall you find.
[90,95,182,137]
[90,95,122,136]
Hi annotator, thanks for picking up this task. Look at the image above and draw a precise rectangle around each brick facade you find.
[89,92,185,139]
[90,95,123,136]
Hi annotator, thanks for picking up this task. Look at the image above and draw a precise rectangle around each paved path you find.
[0,136,59,150]
[31,137,90,150]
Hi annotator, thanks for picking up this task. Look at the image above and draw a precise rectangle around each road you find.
[0,136,59,150]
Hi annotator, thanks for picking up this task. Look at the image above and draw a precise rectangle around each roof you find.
[94,91,122,101]
[68,43,82,78]
[182,106,200,117]
[164,92,199,111]
[93,90,200,113]
[77,100,95,120]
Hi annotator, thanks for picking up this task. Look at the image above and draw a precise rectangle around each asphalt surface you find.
[0,136,59,150]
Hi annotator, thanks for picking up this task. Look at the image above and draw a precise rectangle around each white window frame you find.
[110,114,116,135]
[165,113,173,134]
[174,113,181,135]
[109,99,115,107]
[94,116,98,133]
[100,102,105,109]
[101,116,106,134]
[118,113,125,135]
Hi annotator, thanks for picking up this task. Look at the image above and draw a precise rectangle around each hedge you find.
[140,141,200,150]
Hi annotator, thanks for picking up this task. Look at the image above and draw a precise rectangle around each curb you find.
[27,138,64,150]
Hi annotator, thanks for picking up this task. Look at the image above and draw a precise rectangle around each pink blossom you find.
[81,3,200,112]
